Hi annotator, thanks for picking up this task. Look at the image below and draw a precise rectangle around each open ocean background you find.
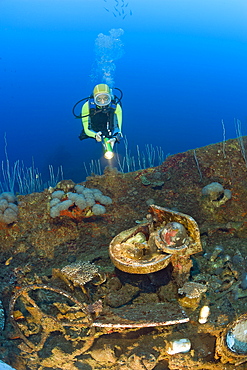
[1,0,247,191]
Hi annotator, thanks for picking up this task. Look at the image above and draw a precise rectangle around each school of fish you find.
[103,0,132,20]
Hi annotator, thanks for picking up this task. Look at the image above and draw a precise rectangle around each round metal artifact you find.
[109,205,202,274]
[216,313,247,365]
[226,321,247,354]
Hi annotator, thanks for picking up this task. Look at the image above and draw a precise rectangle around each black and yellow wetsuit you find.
[80,97,122,140]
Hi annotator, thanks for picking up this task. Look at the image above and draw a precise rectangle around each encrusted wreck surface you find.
[1,137,247,369]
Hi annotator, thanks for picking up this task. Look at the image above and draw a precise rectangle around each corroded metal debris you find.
[9,285,189,354]
[109,205,202,285]
[93,301,189,328]
[9,284,94,353]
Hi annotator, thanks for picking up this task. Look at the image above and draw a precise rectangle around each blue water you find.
[1,0,247,187]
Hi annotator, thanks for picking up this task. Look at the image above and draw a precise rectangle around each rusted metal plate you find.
[92,301,189,328]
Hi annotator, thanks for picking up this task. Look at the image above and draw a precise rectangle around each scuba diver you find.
[73,84,123,159]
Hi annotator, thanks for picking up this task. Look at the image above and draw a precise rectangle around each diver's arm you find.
[81,102,97,139]
[112,104,122,135]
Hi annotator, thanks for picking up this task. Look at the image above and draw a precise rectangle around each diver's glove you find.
[95,131,102,142]
[79,130,87,141]
[114,132,123,143]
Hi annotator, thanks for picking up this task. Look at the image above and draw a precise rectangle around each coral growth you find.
[49,181,112,218]
[0,192,18,224]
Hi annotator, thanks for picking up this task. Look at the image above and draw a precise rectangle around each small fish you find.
[114,7,121,15]
[122,8,124,14]
[130,9,132,15]
[103,0,107,2]
[122,14,127,20]
[113,12,117,17]
[104,7,109,11]
[125,2,129,7]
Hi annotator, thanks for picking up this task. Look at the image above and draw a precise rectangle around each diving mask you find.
[94,93,111,107]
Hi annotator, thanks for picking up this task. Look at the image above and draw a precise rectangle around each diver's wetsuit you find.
[79,97,122,140]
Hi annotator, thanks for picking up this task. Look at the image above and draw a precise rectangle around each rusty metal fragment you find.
[93,301,189,328]
[9,284,94,352]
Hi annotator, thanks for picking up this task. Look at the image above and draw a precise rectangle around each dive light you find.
[103,137,114,160]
